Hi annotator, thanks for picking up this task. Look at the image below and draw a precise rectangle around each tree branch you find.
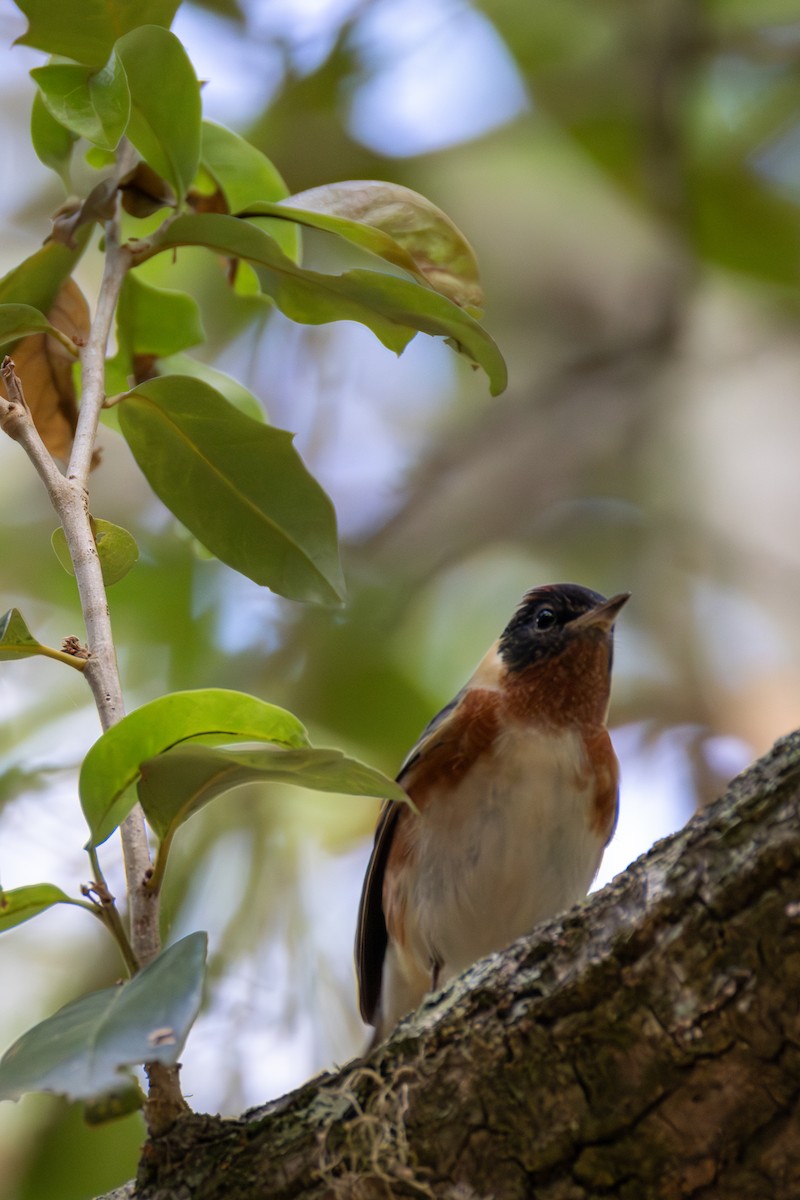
[1,199,180,1126]
[115,730,800,1199]
[63,212,161,973]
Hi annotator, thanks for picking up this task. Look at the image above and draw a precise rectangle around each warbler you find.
[355,583,629,1044]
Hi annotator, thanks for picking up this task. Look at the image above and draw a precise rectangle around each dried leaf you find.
[10,279,90,463]
[120,162,175,218]
[186,187,227,215]
[274,181,485,311]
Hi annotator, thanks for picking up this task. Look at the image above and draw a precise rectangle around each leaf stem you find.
[86,845,139,976]
[146,831,174,896]
[36,643,88,671]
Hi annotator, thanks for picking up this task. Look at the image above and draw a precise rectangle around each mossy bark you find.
[113,731,800,1199]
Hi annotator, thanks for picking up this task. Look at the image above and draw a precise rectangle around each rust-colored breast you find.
[400,687,503,806]
[581,726,620,843]
[502,636,612,729]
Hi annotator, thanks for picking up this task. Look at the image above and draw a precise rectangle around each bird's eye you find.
[534,607,557,631]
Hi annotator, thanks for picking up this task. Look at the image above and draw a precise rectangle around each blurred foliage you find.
[4,0,800,1195]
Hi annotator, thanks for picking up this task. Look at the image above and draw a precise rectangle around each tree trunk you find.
[120,730,800,1199]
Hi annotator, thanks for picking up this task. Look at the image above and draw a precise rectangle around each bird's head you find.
[498,584,630,724]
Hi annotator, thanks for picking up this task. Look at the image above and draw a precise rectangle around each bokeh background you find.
[3,0,800,1195]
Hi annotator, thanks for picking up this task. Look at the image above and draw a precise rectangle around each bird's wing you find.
[354,691,466,1024]
[355,646,504,1025]
[354,797,401,1023]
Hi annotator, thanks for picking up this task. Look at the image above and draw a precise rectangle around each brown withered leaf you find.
[186,186,228,215]
[120,163,176,218]
[131,353,159,383]
[11,278,92,465]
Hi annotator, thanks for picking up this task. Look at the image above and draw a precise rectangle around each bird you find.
[355,582,629,1045]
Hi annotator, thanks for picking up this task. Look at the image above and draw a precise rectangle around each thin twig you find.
[60,212,161,969]
[67,219,130,490]
[0,358,71,512]
[86,846,139,975]
[2,226,158,964]
[3,183,185,1128]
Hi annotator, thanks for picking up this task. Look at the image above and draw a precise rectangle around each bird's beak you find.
[570,591,631,632]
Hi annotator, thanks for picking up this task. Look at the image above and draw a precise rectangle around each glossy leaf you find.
[30,91,77,185]
[13,0,181,68]
[117,375,345,604]
[115,26,201,202]
[0,933,206,1106]
[261,180,484,311]
[31,51,130,150]
[200,120,299,261]
[80,688,309,845]
[0,608,43,660]
[155,353,265,422]
[0,608,85,673]
[0,226,93,313]
[139,743,410,842]
[137,214,507,392]
[140,741,414,895]
[0,884,74,932]
[116,272,204,358]
[51,518,139,587]
[0,303,70,351]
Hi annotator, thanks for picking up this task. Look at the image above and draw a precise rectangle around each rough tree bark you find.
[104,730,800,1200]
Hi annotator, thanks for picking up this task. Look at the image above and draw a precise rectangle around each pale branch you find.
[1,198,181,1124]
[68,216,130,491]
[0,358,73,512]
[0,357,143,954]
[118,730,800,1200]
[64,209,160,972]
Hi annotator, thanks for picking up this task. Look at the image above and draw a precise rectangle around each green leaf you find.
[116,272,204,358]
[200,120,299,262]
[0,608,44,661]
[138,214,507,393]
[84,1083,143,1124]
[0,932,206,1107]
[0,303,74,352]
[115,26,201,201]
[13,0,181,68]
[139,743,410,842]
[85,145,116,170]
[0,226,93,312]
[51,518,139,587]
[0,884,74,933]
[154,353,265,422]
[31,51,130,150]
[30,91,77,185]
[0,608,86,672]
[117,375,345,604]
[80,688,309,845]
[257,181,485,311]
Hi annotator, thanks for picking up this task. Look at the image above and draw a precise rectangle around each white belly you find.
[406,725,604,983]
